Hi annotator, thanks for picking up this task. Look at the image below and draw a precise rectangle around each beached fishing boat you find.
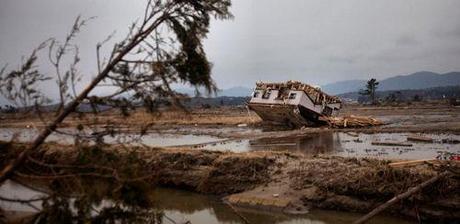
[248,80,342,127]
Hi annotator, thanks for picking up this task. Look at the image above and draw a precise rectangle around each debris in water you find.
[407,135,433,143]
[345,132,360,137]
[371,141,413,147]
[436,151,460,161]
[441,138,460,144]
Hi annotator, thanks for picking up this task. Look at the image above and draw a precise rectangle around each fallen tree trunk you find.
[353,171,450,224]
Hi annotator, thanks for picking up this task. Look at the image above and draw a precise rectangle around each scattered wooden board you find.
[325,115,384,128]
[371,141,413,147]
[407,135,433,143]
[389,159,437,168]
[389,159,460,168]
[345,132,359,137]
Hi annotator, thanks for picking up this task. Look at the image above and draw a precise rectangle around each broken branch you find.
[353,171,450,224]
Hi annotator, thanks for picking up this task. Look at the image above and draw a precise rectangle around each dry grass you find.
[0,107,261,129]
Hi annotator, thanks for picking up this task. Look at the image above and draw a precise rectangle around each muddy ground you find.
[1,102,460,222]
[2,142,459,222]
[1,102,460,136]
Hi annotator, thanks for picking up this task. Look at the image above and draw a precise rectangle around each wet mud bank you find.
[2,141,459,222]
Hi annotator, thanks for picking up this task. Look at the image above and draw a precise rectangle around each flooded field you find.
[2,127,459,160]
[0,128,222,147]
[0,181,414,224]
[200,132,460,160]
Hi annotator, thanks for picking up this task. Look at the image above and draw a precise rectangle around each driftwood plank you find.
[371,141,413,147]
[388,159,437,168]
[407,135,434,143]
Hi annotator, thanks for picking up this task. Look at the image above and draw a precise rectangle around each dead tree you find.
[0,0,232,184]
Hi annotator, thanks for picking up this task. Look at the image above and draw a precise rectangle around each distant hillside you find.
[176,86,252,97]
[338,85,460,102]
[322,71,460,95]
[218,86,252,97]
[182,96,249,108]
[321,80,366,95]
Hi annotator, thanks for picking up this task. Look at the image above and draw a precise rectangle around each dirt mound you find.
[1,142,277,195]
[291,157,440,197]
[152,149,222,170]
[198,153,275,194]
[289,156,460,219]
[145,149,276,194]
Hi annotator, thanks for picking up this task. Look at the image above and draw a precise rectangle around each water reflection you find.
[151,188,414,224]
[1,181,414,224]
[0,180,164,223]
[248,132,341,155]
[0,128,222,147]
[203,132,460,160]
[3,127,459,160]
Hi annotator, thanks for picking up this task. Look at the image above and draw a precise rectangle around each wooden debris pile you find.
[322,115,384,128]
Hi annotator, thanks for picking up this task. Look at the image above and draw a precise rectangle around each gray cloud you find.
[395,35,419,46]
[1,0,460,95]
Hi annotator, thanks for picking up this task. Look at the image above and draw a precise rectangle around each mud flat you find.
[199,131,460,160]
[2,142,459,223]
[2,103,460,133]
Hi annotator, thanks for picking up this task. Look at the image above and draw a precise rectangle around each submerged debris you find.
[371,141,413,147]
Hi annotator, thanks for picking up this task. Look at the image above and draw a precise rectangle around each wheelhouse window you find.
[262,90,271,99]
[253,91,260,98]
[288,92,297,99]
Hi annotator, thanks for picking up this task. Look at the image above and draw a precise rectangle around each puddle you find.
[201,132,460,160]
[0,180,414,224]
[0,128,222,147]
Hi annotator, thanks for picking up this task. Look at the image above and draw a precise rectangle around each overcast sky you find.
[1,0,460,92]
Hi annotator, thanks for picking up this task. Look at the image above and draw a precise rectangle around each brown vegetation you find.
[2,141,459,221]
[0,107,260,129]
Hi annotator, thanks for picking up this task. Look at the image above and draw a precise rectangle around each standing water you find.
[0,180,414,224]
[201,132,460,160]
